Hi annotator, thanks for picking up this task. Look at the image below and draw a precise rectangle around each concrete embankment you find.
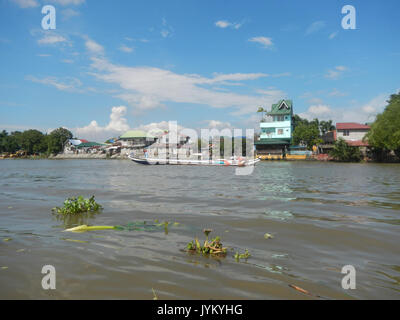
[50,153,129,160]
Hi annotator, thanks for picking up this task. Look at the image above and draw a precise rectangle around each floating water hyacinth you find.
[64,220,181,233]
[152,288,158,300]
[264,233,274,239]
[65,225,116,232]
[52,196,103,215]
[187,230,227,256]
[234,249,251,261]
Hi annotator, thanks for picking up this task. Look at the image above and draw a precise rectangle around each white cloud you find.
[61,9,80,20]
[215,20,242,29]
[45,0,85,5]
[119,45,134,53]
[325,66,347,80]
[305,21,326,35]
[308,97,324,104]
[328,88,347,97]
[38,34,68,45]
[11,0,38,8]
[308,105,332,115]
[161,30,170,38]
[298,104,333,121]
[215,20,230,28]
[37,53,51,57]
[270,72,291,78]
[26,75,82,92]
[206,120,232,129]
[329,32,338,39]
[136,121,187,135]
[161,18,174,38]
[299,94,389,124]
[61,59,74,63]
[74,106,130,141]
[360,94,387,115]
[89,56,284,115]
[248,36,273,49]
[85,37,104,55]
[125,37,149,43]
[256,88,286,97]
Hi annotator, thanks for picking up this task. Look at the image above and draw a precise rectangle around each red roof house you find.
[335,122,371,147]
[336,123,371,130]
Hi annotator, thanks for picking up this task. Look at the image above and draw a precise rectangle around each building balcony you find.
[260,120,291,129]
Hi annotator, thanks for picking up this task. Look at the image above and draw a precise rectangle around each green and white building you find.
[255,99,293,155]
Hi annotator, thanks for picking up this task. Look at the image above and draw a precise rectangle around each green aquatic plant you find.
[65,225,116,232]
[264,233,274,239]
[52,196,103,215]
[152,288,158,300]
[203,228,212,241]
[187,230,227,256]
[234,249,251,261]
[63,220,182,233]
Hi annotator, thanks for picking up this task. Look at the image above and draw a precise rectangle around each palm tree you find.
[257,106,265,121]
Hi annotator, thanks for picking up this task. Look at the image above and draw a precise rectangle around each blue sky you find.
[0,0,399,141]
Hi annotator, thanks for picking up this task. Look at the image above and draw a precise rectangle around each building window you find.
[343,130,350,136]
[277,129,284,135]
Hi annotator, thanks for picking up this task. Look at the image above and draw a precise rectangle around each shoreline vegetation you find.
[1,92,399,163]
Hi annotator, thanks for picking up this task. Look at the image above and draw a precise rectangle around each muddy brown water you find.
[0,159,399,299]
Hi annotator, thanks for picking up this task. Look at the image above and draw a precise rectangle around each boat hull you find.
[128,155,260,166]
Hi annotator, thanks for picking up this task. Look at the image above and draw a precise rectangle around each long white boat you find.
[128,154,260,166]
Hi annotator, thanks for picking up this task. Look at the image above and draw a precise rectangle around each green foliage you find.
[292,114,309,129]
[365,92,400,159]
[19,130,47,155]
[0,131,22,153]
[291,116,335,149]
[234,249,251,261]
[319,120,335,135]
[52,196,103,215]
[187,230,227,256]
[329,138,362,162]
[47,128,73,155]
[0,127,73,156]
[292,121,322,150]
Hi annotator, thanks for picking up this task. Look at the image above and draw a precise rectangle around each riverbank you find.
[50,153,129,160]
[1,153,399,163]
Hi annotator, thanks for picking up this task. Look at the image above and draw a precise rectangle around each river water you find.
[0,159,399,299]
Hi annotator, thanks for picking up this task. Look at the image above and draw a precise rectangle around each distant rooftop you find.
[267,99,293,116]
[336,123,370,130]
[119,130,155,139]
[346,140,369,147]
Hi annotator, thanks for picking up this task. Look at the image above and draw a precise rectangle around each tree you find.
[47,127,73,154]
[292,114,309,130]
[329,138,362,162]
[0,130,8,153]
[292,122,322,150]
[365,92,400,159]
[257,106,266,121]
[1,131,22,153]
[20,130,46,155]
[319,120,335,135]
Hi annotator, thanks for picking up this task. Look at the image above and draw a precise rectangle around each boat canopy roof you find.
[76,142,105,148]
[120,130,156,139]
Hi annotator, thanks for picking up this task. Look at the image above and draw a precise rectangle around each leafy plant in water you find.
[234,249,251,261]
[64,220,182,233]
[187,229,227,256]
[52,196,103,215]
